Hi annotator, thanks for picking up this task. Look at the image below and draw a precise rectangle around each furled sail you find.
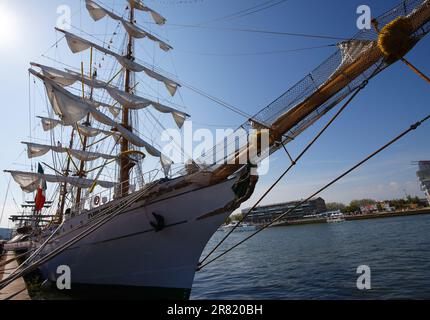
[31,63,188,128]
[85,0,172,51]
[55,28,180,96]
[127,0,166,25]
[38,116,119,139]
[39,117,61,131]
[31,62,77,86]
[22,142,116,162]
[66,70,188,127]
[85,0,121,21]
[31,63,107,90]
[84,97,121,119]
[106,87,189,128]
[5,170,115,193]
[328,40,378,83]
[31,63,118,118]
[30,69,172,170]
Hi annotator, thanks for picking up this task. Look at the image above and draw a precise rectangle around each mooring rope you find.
[197,112,430,271]
[0,251,32,270]
[0,182,158,291]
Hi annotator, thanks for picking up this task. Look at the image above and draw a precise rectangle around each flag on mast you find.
[34,163,47,212]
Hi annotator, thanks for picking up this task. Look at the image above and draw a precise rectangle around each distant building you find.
[242,198,327,224]
[417,161,430,206]
[418,198,429,207]
[360,204,378,214]
[381,202,396,212]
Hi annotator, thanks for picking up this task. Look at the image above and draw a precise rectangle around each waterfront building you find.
[242,198,327,224]
[417,161,430,206]
[360,204,378,214]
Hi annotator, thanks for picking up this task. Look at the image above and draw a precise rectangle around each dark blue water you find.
[0,228,12,240]
[191,214,430,300]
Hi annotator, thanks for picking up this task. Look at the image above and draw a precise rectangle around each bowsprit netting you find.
[191,0,430,173]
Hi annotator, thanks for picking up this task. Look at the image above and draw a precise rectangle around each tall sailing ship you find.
[2,0,430,299]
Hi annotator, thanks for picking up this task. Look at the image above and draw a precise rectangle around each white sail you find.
[56,28,180,96]
[65,70,188,126]
[31,63,121,118]
[127,0,167,25]
[122,21,172,51]
[38,116,119,138]
[85,0,121,21]
[30,69,172,169]
[22,142,117,162]
[85,0,172,51]
[31,64,188,127]
[84,98,121,119]
[106,87,189,128]
[31,63,107,90]
[40,117,61,131]
[45,80,90,125]
[5,170,115,193]
[78,125,112,138]
[31,62,77,86]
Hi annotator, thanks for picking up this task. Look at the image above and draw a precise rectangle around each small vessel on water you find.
[326,211,346,223]
[221,223,257,233]
[1,0,430,300]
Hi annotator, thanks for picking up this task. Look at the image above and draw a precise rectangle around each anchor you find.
[150,213,166,232]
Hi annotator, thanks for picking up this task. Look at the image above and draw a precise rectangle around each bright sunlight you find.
[0,3,19,49]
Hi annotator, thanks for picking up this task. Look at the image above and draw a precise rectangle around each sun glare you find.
[0,4,18,49]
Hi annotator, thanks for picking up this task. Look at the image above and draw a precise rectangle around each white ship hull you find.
[37,173,255,299]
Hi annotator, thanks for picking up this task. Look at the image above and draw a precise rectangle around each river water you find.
[191,214,430,300]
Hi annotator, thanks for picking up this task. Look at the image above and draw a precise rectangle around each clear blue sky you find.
[1,0,429,227]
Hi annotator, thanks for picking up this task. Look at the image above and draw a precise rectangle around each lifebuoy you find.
[93,196,101,206]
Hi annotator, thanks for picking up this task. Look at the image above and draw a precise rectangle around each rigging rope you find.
[197,111,430,271]
[0,251,34,270]
[198,79,370,267]
[0,181,159,292]
[181,81,254,120]
[197,0,289,25]
[0,177,11,226]
[160,23,349,41]
[199,58,383,269]
[177,44,336,57]
[223,0,289,22]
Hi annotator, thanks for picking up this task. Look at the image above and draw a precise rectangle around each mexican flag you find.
[34,163,47,212]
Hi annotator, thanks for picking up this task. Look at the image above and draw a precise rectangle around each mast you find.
[76,50,94,205]
[120,5,135,197]
[58,130,75,222]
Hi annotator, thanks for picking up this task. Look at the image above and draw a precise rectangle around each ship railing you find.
[70,169,162,216]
